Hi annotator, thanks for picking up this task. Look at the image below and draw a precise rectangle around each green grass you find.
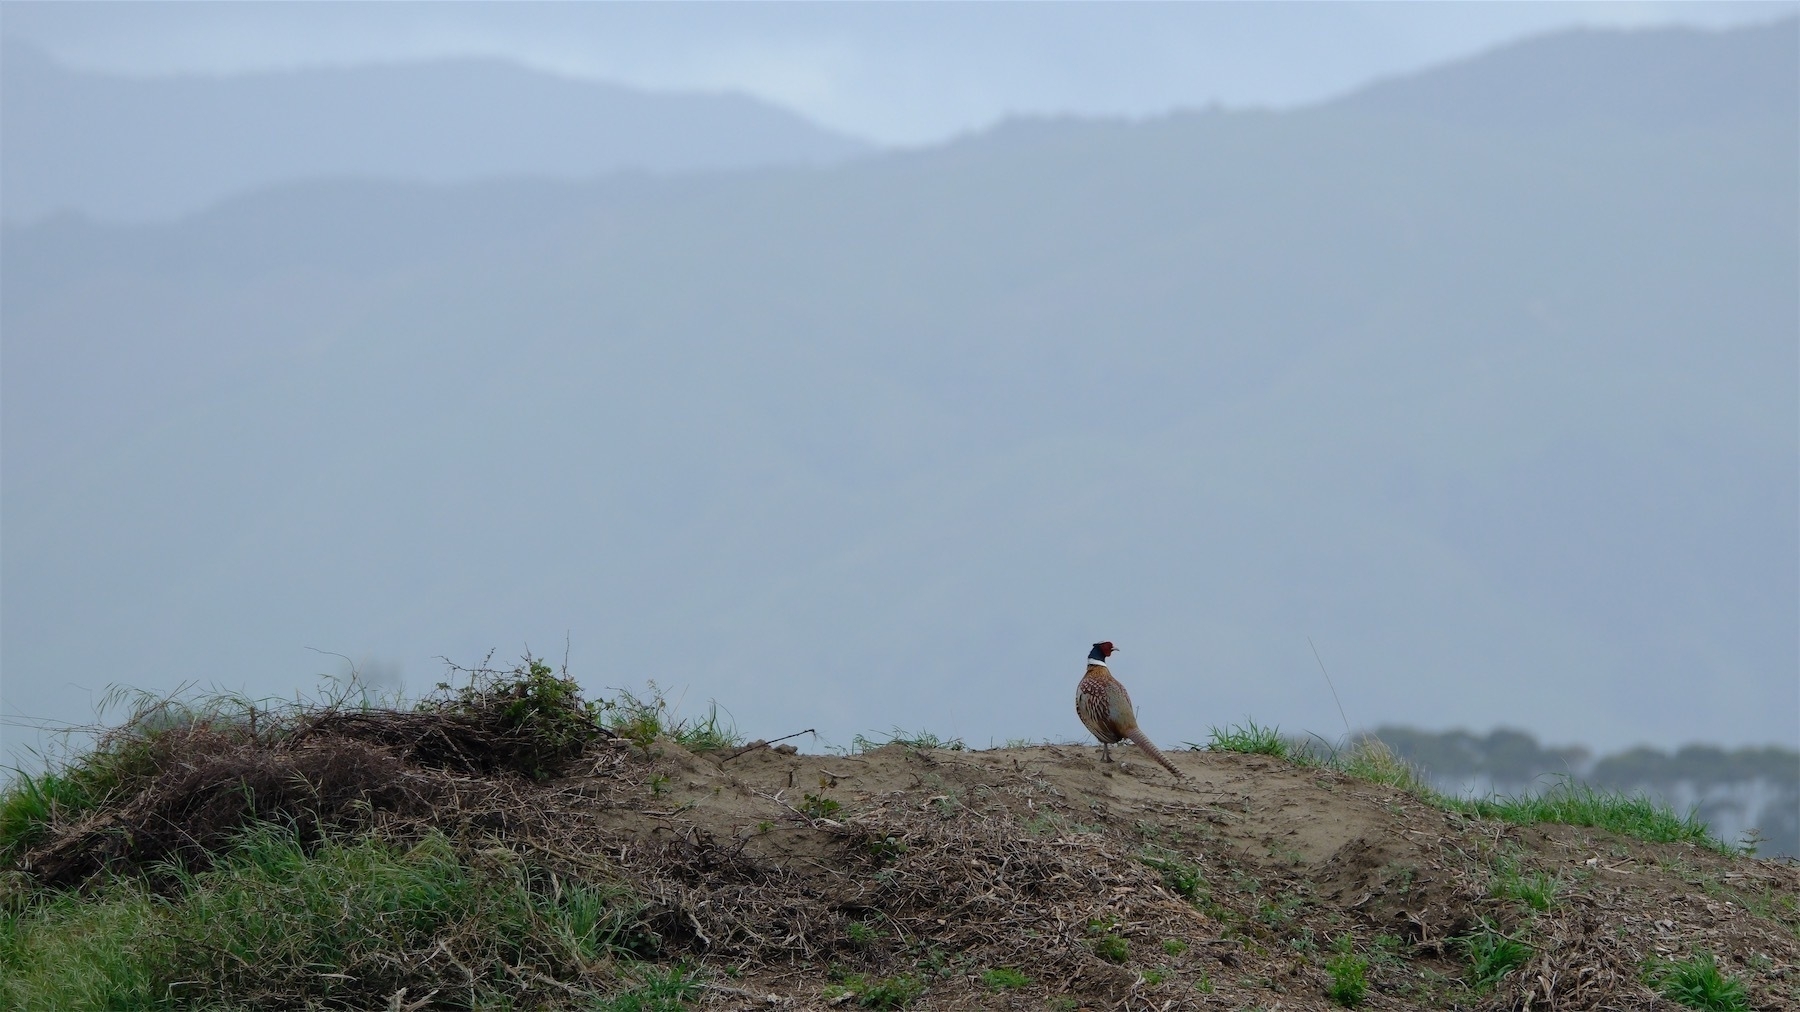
[1190,725,1428,794]
[1,732,167,867]
[1646,954,1750,1012]
[1330,739,1428,791]
[595,964,703,1012]
[1196,719,1728,854]
[1136,846,1207,903]
[980,967,1030,990]
[1197,719,1289,757]
[829,972,925,1008]
[846,919,881,949]
[1457,924,1532,991]
[1,825,651,1011]
[595,680,743,754]
[1445,778,1730,853]
[1489,856,1560,911]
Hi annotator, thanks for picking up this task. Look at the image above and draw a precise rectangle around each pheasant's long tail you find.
[1125,728,1184,779]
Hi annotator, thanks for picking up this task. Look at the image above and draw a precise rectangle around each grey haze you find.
[1,20,1795,766]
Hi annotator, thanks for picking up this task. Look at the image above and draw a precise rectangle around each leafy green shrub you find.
[430,655,603,778]
[1646,954,1750,1012]
[1326,951,1370,1006]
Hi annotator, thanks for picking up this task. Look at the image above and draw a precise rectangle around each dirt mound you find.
[9,693,1798,1011]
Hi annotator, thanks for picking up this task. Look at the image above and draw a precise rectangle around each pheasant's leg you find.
[1101,742,1112,763]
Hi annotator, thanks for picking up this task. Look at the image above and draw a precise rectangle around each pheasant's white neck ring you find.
[1086,659,1109,669]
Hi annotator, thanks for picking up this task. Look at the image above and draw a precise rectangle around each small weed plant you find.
[801,793,843,819]
[852,728,965,752]
[1326,955,1370,1006]
[1137,846,1207,902]
[1087,919,1130,963]
[846,919,881,949]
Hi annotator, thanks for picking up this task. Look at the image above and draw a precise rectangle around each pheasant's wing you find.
[1103,678,1137,730]
[1077,678,1122,742]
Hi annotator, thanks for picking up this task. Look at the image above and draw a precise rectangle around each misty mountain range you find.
[1,35,871,224]
[2,20,1796,766]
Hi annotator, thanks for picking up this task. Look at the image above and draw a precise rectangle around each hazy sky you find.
[1,4,1794,770]
[3,1,1792,145]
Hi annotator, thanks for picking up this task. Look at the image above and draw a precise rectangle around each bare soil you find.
[505,737,1800,1010]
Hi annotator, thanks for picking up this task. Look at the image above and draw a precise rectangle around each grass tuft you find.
[852,729,965,752]
[595,963,703,1011]
[1457,923,1532,991]
[1646,954,1750,1012]
[830,972,925,1008]
[980,966,1030,990]
[1197,719,1289,758]
[596,680,744,754]
[1489,856,1559,911]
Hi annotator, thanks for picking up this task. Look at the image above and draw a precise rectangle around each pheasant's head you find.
[1088,641,1116,663]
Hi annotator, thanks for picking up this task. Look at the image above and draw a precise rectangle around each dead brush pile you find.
[9,657,605,890]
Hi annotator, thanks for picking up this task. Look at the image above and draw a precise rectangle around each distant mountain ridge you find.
[1330,17,1797,129]
[0,36,873,223]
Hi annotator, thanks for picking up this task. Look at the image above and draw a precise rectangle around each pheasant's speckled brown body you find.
[1076,645,1183,779]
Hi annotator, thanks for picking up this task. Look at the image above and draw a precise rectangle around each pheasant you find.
[1076,641,1184,779]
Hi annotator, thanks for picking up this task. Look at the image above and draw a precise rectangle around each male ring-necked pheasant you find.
[1076,641,1183,779]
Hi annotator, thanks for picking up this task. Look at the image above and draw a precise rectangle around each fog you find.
[2,5,1795,772]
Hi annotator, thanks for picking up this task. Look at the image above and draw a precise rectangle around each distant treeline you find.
[1366,726,1799,859]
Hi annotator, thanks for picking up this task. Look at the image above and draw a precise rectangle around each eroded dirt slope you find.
[527,737,1800,1010]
